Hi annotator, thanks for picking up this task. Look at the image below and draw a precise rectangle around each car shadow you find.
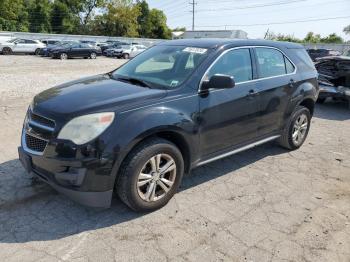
[314,100,350,121]
[0,142,286,243]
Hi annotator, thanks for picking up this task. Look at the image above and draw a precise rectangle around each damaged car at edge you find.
[315,56,350,108]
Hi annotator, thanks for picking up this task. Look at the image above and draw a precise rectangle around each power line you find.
[195,15,350,28]
[196,0,307,12]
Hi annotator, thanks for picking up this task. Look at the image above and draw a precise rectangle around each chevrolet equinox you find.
[19,39,319,211]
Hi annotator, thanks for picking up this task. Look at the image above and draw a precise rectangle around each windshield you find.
[112,45,209,89]
[7,38,18,43]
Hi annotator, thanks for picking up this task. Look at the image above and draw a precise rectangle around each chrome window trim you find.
[198,45,297,93]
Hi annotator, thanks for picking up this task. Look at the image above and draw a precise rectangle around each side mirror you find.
[201,74,235,93]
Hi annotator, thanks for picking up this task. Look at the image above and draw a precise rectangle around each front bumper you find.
[18,109,118,208]
[18,146,113,208]
[319,84,350,100]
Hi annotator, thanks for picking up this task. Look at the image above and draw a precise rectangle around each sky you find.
[146,0,350,40]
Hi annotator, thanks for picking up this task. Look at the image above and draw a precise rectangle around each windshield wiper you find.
[116,76,152,88]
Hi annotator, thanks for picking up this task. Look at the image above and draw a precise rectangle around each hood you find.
[33,74,167,119]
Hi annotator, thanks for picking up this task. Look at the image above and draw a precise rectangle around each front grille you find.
[25,133,48,153]
[30,112,55,128]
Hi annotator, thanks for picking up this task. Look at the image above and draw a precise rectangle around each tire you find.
[278,106,311,150]
[116,138,184,212]
[35,48,40,56]
[317,98,326,104]
[2,47,12,55]
[60,53,68,60]
[90,52,97,59]
[122,53,129,59]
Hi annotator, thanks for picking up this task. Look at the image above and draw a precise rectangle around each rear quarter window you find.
[293,49,315,70]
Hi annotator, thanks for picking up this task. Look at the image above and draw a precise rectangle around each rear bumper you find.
[18,146,113,208]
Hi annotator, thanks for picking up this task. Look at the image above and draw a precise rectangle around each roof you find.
[159,38,303,49]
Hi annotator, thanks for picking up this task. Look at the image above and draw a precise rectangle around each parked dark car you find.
[307,48,341,62]
[315,56,350,107]
[51,43,100,59]
[101,41,128,54]
[19,39,318,211]
[41,41,78,57]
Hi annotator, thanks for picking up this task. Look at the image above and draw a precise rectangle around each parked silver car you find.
[0,38,46,55]
[111,44,147,59]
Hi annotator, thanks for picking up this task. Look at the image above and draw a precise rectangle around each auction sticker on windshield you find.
[183,47,208,54]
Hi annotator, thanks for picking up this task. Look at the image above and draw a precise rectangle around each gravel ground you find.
[0,56,350,262]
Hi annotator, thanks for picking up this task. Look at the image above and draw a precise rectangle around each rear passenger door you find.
[253,47,296,136]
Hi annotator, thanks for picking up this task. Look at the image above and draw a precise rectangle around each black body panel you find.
[19,39,319,207]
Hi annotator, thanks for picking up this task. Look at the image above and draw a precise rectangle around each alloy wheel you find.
[60,53,68,60]
[90,52,97,59]
[137,154,176,202]
[292,113,308,146]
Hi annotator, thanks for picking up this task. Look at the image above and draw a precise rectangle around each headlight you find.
[58,112,115,145]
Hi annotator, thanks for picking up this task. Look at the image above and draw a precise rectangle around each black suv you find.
[19,39,318,211]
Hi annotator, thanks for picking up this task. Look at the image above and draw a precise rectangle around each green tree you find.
[92,0,140,37]
[27,0,52,33]
[147,9,171,39]
[303,32,321,43]
[50,1,79,34]
[172,27,186,32]
[320,33,344,44]
[0,0,29,31]
[136,0,151,37]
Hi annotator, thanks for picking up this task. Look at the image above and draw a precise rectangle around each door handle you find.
[246,89,259,99]
[289,79,295,88]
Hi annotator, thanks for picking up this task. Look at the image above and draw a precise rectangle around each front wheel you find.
[278,106,311,150]
[60,53,68,60]
[122,53,129,59]
[2,47,12,55]
[90,52,97,59]
[117,138,184,212]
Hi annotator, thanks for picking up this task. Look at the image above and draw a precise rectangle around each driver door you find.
[13,39,26,52]
[199,48,261,157]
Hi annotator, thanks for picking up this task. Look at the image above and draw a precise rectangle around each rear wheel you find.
[117,138,184,212]
[90,52,97,59]
[60,53,68,60]
[123,53,129,59]
[35,48,41,55]
[278,106,311,150]
[2,47,12,55]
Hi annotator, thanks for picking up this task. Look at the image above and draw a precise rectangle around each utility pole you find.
[190,0,197,31]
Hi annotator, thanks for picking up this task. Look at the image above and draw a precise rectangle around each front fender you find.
[110,98,199,183]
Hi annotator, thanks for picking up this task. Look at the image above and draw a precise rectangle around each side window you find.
[16,39,25,44]
[25,40,35,44]
[256,48,286,78]
[285,57,295,74]
[207,48,253,83]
